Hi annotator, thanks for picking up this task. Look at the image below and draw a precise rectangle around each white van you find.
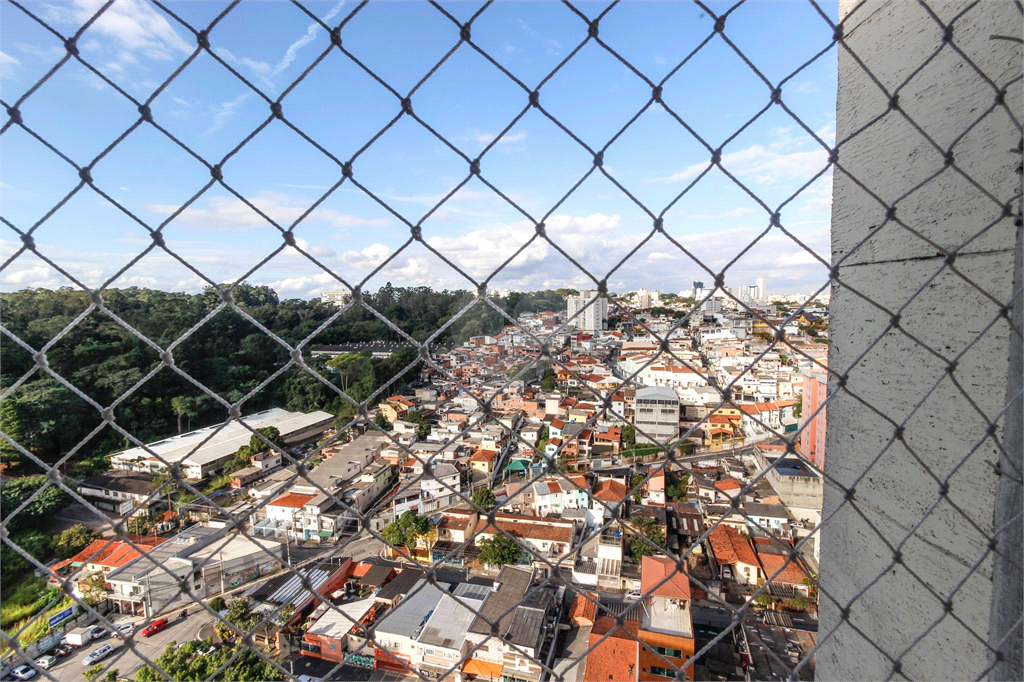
[83,643,115,665]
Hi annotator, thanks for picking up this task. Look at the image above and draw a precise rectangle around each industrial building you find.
[108,408,333,480]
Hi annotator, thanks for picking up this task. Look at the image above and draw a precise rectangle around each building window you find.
[654,646,683,658]
[651,666,676,678]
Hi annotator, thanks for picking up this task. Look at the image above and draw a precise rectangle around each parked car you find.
[51,645,71,658]
[141,619,169,637]
[88,625,108,640]
[11,664,36,680]
[116,623,135,638]
[33,656,55,671]
[83,644,115,665]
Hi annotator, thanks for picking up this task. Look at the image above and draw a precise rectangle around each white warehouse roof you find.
[110,408,333,469]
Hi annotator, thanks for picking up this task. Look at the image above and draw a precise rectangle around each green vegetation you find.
[208,596,227,613]
[477,533,523,567]
[471,488,496,510]
[136,638,278,681]
[2,594,75,651]
[404,410,432,439]
[540,368,557,392]
[373,412,393,432]
[83,665,105,682]
[0,284,569,478]
[215,598,258,642]
[381,510,430,549]
[629,517,667,562]
[630,472,645,504]
[51,524,100,559]
[621,425,636,448]
[665,470,690,502]
[0,577,62,629]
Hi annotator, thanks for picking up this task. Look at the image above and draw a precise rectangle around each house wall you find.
[819,1,1021,679]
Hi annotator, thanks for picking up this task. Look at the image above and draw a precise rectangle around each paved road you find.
[40,613,192,682]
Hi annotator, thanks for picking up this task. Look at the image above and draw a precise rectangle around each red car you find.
[141,619,168,637]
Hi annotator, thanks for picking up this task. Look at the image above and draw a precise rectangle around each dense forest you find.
[0,283,570,477]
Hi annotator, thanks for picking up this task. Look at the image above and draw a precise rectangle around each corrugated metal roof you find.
[375,579,447,639]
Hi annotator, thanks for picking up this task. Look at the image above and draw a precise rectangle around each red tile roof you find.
[585,617,639,682]
[474,514,575,543]
[757,551,809,586]
[594,479,628,503]
[568,592,598,626]
[269,492,316,508]
[715,478,741,491]
[641,556,691,600]
[708,526,759,567]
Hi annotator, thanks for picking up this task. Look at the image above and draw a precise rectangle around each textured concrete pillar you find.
[817,1,1022,680]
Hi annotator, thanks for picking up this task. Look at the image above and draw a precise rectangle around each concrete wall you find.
[819,1,1021,680]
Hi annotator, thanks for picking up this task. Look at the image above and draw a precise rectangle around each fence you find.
[1,1,1021,682]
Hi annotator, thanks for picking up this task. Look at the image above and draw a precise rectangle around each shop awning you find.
[462,658,504,680]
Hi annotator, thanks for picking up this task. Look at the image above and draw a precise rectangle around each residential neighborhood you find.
[12,284,827,682]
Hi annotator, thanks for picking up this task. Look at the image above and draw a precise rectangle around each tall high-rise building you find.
[566,290,608,332]
[756,277,767,301]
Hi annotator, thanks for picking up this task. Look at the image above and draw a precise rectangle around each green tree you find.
[215,598,257,641]
[126,513,155,536]
[472,488,496,510]
[52,524,100,559]
[0,476,71,532]
[405,410,432,439]
[540,369,557,392]
[398,510,429,543]
[208,596,227,612]
[630,472,645,504]
[478,533,522,567]
[373,412,393,432]
[0,399,27,465]
[621,425,636,448]
[170,396,196,434]
[102,671,118,682]
[629,517,666,562]
[665,470,689,502]
[83,665,105,682]
[381,522,407,549]
[248,426,284,453]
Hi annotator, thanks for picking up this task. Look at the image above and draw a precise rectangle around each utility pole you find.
[144,573,152,618]
[219,552,225,595]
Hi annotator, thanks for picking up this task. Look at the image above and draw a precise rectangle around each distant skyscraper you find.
[756,277,767,301]
[566,290,608,332]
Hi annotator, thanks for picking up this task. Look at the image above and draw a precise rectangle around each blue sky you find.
[1,0,839,298]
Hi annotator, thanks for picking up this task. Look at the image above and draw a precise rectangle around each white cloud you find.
[646,252,678,263]
[145,191,392,231]
[71,0,191,60]
[206,92,253,135]
[648,145,828,185]
[0,51,21,78]
[469,130,527,145]
[271,1,345,78]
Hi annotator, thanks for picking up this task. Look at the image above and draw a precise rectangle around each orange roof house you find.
[269,492,316,508]
[594,479,629,504]
[585,617,640,682]
[640,555,691,600]
[708,526,761,585]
